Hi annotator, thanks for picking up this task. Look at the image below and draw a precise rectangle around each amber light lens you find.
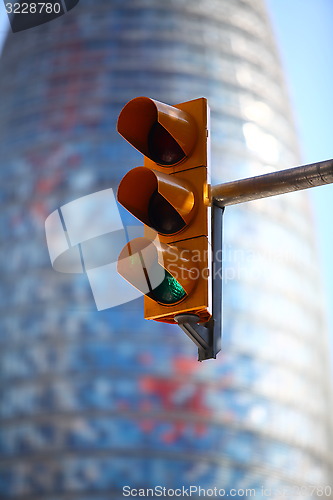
[148,190,186,235]
[148,122,185,166]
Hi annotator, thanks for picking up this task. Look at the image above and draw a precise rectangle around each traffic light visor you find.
[117,167,195,235]
[117,97,197,166]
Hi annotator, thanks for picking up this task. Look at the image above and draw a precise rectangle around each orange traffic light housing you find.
[117,97,212,324]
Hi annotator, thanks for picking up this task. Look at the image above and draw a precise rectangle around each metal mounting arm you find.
[211,158,333,207]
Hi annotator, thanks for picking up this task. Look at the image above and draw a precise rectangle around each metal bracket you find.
[175,205,224,361]
[175,313,217,361]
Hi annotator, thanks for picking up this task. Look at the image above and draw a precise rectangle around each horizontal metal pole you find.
[212,158,333,208]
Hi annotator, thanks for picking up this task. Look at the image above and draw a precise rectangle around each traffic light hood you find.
[117,97,198,166]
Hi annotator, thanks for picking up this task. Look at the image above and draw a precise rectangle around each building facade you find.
[0,0,331,497]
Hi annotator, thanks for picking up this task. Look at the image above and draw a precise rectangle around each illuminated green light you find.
[148,268,186,305]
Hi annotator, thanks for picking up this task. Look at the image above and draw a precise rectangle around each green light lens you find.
[148,268,186,305]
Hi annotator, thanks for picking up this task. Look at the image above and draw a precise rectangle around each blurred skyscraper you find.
[0,0,331,498]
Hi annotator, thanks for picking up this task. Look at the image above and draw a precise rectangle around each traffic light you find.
[116,97,212,326]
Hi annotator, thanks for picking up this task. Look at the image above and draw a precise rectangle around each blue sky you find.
[266,0,333,355]
[0,1,332,351]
